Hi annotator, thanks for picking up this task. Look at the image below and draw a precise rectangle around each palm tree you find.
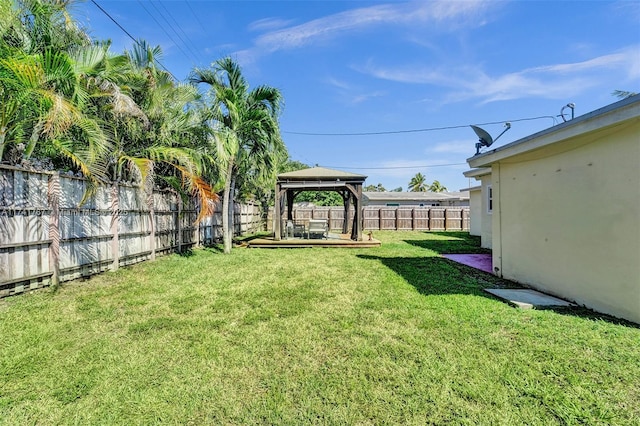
[408,172,427,192]
[190,57,284,253]
[612,90,637,100]
[428,180,447,192]
[1,0,217,214]
[0,45,112,180]
[110,41,218,221]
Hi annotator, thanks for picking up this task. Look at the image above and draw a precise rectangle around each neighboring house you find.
[464,95,640,324]
[363,191,469,207]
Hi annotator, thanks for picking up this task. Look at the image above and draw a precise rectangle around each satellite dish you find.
[471,125,494,147]
[470,122,511,155]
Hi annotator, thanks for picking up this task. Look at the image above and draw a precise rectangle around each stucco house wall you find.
[468,95,640,323]
[479,175,493,250]
[464,186,481,237]
[463,169,492,248]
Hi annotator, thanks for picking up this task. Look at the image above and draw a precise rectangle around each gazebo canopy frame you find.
[274,167,367,241]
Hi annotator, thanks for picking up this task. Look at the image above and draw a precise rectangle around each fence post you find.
[48,173,60,287]
[148,187,156,261]
[395,207,399,231]
[176,192,183,253]
[195,197,200,247]
[110,182,119,271]
[412,207,416,231]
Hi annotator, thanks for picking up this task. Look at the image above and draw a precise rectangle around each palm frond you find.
[173,163,219,223]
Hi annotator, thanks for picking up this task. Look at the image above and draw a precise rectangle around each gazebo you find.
[274,167,367,241]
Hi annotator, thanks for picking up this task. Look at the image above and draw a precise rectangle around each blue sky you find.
[74,1,640,191]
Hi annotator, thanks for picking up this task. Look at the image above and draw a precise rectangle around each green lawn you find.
[1,231,638,425]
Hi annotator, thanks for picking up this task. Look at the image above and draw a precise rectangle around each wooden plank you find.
[445,208,463,231]
[429,208,445,231]
[397,209,413,230]
[414,208,429,230]
[362,208,380,230]
[380,208,396,230]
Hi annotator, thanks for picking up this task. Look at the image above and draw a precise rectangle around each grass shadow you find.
[177,248,195,257]
[359,242,639,328]
[357,254,511,298]
[534,306,640,329]
[202,245,224,254]
[405,231,490,254]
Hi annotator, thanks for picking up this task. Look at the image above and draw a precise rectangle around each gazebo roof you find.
[278,166,367,182]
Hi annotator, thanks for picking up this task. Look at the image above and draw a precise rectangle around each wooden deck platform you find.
[246,233,381,249]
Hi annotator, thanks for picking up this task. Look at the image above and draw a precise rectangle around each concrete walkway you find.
[442,254,493,274]
[484,288,576,309]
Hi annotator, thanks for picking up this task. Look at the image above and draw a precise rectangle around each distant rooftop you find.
[363,191,469,201]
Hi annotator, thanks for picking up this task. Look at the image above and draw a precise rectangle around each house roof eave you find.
[468,94,640,168]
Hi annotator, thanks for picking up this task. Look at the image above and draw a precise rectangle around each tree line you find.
[0,0,288,254]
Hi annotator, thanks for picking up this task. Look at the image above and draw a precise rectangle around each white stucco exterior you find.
[462,186,481,237]
[463,169,492,249]
[466,95,640,323]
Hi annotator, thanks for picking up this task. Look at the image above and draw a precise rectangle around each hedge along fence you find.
[267,206,470,232]
[0,165,262,297]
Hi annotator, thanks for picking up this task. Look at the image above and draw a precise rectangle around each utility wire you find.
[157,1,201,62]
[137,0,195,65]
[320,163,467,170]
[186,0,208,34]
[283,115,557,136]
[90,0,178,81]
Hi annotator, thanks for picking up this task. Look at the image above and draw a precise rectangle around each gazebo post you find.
[274,182,282,240]
[342,191,351,234]
[346,183,363,241]
[354,183,363,240]
[286,189,295,221]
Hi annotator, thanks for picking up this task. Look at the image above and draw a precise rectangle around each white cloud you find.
[325,76,386,105]
[350,91,386,105]
[429,140,476,155]
[248,17,294,32]
[358,46,640,103]
[326,77,352,91]
[235,1,493,62]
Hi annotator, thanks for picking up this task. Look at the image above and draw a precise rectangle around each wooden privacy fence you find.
[267,206,470,232]
[0,165,262,297]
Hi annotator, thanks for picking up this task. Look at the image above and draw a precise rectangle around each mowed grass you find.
[1,231,639,425]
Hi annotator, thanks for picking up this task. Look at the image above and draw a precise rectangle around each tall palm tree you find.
[110,41,218,220]
[190,57,284,253]
[408,172,427,192]
[428,180,447,192]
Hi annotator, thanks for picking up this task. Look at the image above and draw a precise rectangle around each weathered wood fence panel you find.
[267,206,470,233]
[0,167,52,296]
[0,166,263,298]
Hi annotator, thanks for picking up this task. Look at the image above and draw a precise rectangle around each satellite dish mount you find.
[560,103,575,122]
[471,122,511,155]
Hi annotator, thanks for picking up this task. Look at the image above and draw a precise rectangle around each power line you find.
[283,115,557,136]
[137,0,195,65]
[90,0,137,43]
[90,0,178,81]
[186,1,208,35]
[157,1,201,62]
[320,163,467,170]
